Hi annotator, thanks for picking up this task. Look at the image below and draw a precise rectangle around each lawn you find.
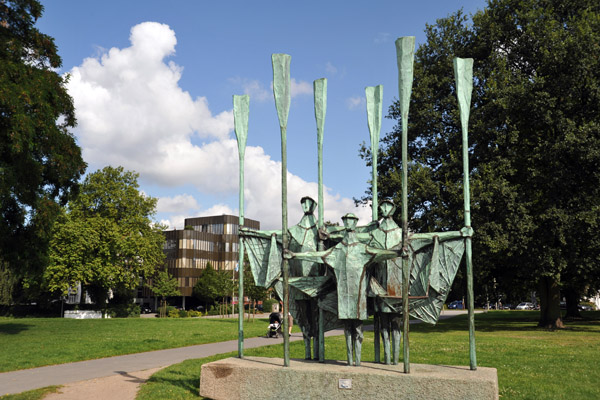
[137,311,600,400]
[0,316,271,372]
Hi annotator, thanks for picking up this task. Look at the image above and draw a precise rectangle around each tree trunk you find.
[564,287,582,320]
[538,276,564,329]
[161,297,167,318]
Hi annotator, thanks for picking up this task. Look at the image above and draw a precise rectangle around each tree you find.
[361,0,600,328]
[0,0,86,300]
[45,166,165,311]
[214,268,234,317]
[243,260,267,321]
[193,262,220,311]
[148,269,180,318]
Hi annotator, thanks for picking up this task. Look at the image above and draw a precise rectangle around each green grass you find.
[0,316,272,372]
[137,311,600,400]
[0,386,60,400]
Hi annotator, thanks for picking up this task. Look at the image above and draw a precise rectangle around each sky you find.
[37,0,487,230]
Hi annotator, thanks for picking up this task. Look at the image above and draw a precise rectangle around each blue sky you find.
[37,0,486,229]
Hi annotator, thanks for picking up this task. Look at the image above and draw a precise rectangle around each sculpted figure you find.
[369,200,403,365]
[241,197,335,360]
[285,213,398,366]
[368,199,474,364]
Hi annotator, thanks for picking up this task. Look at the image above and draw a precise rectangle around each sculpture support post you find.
[366,84,383,362]
[233,95,249,358]
[453,57,477,370]
[272,53,291,367]
[396,36,415,374]
[314,78,327,362]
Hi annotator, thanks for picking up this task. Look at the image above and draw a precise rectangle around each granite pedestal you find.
[200,356,498,400]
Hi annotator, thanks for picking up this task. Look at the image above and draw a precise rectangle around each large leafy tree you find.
[45,166,165,308]
[0,0,86,298]
[361,0,600,328]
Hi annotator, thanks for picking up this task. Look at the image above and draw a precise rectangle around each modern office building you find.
[163,215,260,298]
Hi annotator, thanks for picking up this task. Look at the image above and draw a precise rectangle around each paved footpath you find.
[0,310,469,396]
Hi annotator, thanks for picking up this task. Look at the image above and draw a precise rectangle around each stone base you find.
[200,356,498,400]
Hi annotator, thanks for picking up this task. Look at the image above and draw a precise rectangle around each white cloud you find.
[198,204,235,217]
[290,78,312,97]
[67,21,233,172]
[157,194,200,213]
[375,32,391,44]
[229,77,270,102]
[67,21,370,231]
[325,62,338,74]
[346,96,365,110]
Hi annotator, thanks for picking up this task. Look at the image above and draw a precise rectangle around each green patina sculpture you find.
[285,213,399,366]
[233,94,249,358]
[314,77,327,362]
[234,40,478,372]
[369,200,403,365]
[367,199,472,365]
[454,56,477,370]
[241,197,339,361]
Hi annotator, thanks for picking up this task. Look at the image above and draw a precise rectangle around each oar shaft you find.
[272,53,291,367]
[396,36,415,374]
[453,57,477,370]
[314,78,327,362]
[233,95,249,358]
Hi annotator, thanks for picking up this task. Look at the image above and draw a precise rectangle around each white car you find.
[516,302,534,310]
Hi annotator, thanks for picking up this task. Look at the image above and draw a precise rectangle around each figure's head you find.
[300,196,317,214]
[341,213,359,231]
[379,199,396,218]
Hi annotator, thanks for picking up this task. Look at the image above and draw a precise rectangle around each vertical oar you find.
[395,36,415,373]
[453,57,477,370]
[314,78,327,362]
[366,85,383,220]
[365,84,383,363]
[272,53,291,367]
[233,95,249,358]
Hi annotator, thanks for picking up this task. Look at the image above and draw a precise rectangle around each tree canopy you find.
[193,262,235,310]
[361,0,600,328]
[45,166,165,305]
[0,0,86,297]
[148,269,180,317]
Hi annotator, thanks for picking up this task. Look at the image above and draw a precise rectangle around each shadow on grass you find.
[145,365,200,397]
[0,323,31,335]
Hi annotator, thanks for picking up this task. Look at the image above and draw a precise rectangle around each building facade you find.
[163,215,260,297]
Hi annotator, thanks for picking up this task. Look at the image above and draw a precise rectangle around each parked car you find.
[516,302,534,310]
[140,305,152,314]
[578,304,593,311]
[447,300,464,309]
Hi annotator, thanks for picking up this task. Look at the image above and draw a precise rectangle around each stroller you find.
[267,312,282,338]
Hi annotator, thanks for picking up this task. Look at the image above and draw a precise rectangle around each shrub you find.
[108,303,140,318]
[263,299,278,313]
